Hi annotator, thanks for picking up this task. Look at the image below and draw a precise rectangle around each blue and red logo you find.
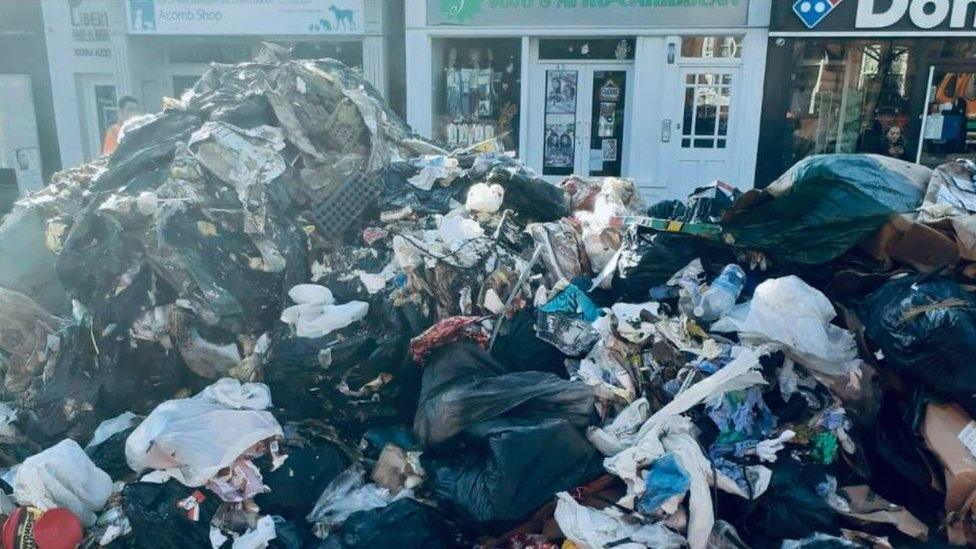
[793,0,844,28]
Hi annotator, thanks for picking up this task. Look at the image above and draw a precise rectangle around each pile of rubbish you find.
[3,45,976,548]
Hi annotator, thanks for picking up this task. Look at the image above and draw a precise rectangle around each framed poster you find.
[543,70,578,176]
[545,70,578,115]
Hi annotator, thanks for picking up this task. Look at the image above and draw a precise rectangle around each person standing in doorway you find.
[102,96,142,156]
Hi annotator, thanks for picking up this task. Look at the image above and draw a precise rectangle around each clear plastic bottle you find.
[693,264,746,321]
[676,277,702,318]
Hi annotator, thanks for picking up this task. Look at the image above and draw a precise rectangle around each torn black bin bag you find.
[269,518,315,549]
[737,458,839,547]
[612,230,736,303]
[413,341,594,449]
[86,427,136,482]
[154,206,285,333]
[94,111,201,193]
[255,441,348,521]
[315,498,460,549]
[485,163,570,223]
[56,207,144,310]
[423,418,602,534]
[264,329,404,436]
[491,307,567,378]
[377,161,471,216]
[21,324,101,444]
[123,481,221,549]
[859,275,976,404]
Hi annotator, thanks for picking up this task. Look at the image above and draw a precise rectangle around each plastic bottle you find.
[676,277,702,318]
[693,264,746,321]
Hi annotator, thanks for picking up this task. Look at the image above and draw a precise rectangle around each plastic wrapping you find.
[125,379,282,486]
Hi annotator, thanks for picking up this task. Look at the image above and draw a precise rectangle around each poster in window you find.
[598,102,616,138]
[598,79,620,102]
[546,70,578,115]
[475,69,493,117]
[589,71,626,177]
[446,69,462,120]
[460,69,472,119]
[602,138,618,161]
[544,115,575,169]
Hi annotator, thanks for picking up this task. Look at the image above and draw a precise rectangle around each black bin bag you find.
[315,498,459,549]
[123,481,220,549]
[413,341,594,449]
[424,418,601,534]
[859,274,976,401]
[255,441,349,521]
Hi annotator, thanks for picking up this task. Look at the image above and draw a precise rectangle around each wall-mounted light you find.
[667,42,676,64]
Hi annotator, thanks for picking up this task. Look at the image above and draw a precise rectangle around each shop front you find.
[124,0,388,104]
[756,0,976,186]
[405,0,770,201]
[42,0,395,166]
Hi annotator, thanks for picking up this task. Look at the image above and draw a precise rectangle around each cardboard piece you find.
[922,402,976,545]
[860,215,958,272]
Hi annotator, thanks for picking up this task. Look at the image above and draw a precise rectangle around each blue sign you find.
[792,0,842,29]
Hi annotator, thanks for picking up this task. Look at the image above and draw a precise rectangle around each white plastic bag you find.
[125,379,282,487]
[465,183,505,213]
[711,276,861,377]
[86,411,139,450]
[307,466,398,530]
[554,492,686,549]
[13,439,112,526]
[232,515,277,549]
[280,284,368,339]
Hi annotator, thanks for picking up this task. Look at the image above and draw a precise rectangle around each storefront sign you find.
[70,0,113,59]
[429,0,749,28]
[776,0,976,32]
[125,0,364,35]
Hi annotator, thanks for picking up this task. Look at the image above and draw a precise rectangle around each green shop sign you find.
[429,0,749,27]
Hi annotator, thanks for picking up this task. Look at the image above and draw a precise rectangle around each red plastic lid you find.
[32,508,83,549]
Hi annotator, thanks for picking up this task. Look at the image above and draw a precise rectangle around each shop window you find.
[681,72,732,149]
[681,36,742,59]
[539,38,635,61]
[920,67,976,166]
[432,38,521,153]
[289,41,363,69]
[779,40,919,168]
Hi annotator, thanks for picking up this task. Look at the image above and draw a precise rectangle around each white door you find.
[529,64,632,181]
[663,66,739,198]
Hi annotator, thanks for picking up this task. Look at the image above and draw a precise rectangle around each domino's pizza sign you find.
[779,0,976,32]
[793,0,843,28]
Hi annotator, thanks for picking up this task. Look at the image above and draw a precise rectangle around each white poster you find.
[126,0,364,35]
[924,114,945,140]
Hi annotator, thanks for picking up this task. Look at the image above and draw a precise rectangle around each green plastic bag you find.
[722,155,927,265]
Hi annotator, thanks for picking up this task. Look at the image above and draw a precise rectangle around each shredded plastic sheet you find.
[554,492,686,549]
[125,379,282,486]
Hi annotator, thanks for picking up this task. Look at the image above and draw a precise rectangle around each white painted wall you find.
[404,0,771,200]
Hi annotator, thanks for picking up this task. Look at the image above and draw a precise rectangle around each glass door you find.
[918,63,976,167]
[536,65,631,179]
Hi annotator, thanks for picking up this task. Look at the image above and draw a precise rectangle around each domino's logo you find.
[793,0,843,28]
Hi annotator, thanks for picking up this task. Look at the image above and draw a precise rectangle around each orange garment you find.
[102,122,122,156]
